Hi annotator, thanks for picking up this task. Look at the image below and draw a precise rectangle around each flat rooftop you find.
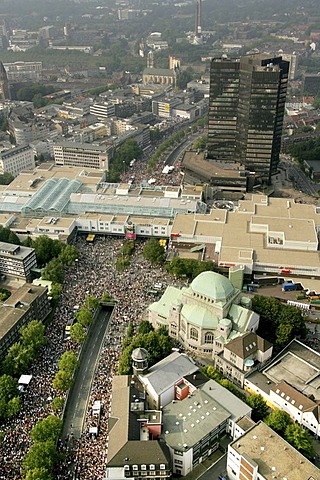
[230,421,320,480]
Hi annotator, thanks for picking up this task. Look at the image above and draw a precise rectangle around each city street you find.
[62,306,113,442]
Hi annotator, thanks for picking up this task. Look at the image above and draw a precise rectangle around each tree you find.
[32,236,63,266]
[284,423,315,459]
[42,258,64,284]
[23,440,59,472]
[0,374,20,419]
[265,409,292,436]
[70,322,86,344]
[137,320,154,335]
[59,245,78,266]
[203,365,222,381]
[75,307,93,327]
[0,226,20,245]
[50,283,62,304]
[219,379,246,401]
[2,343,35,376]
[0,172,14,185]
[52,370,73,393]
[20,320,46,354]
[143,238,165,264]
[58,350,79,373]
[85,295,99,310]
[31,415,63,443]
[51,396,64,413]
[246,394,269,421]
[25,467,53,480]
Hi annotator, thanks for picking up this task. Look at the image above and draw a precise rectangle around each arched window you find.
[205,332,214,344]
[181,320,186,333]
[190,327,198,341]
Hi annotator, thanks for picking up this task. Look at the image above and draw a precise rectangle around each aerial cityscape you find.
[0,0,320,479]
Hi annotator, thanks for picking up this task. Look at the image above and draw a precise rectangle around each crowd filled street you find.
[0,236,179,479]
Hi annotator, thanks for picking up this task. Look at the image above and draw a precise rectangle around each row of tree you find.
[118,321,173,375]
[202,366,314,459]
[22,415,63,480]
[106,139,142,183]
[147,129,186,173]
[116,240,135,272]
[252,295,307,352]
[52,350,79,393]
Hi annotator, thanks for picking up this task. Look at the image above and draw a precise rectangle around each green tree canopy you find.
[0,172,14,185]
[70,322,86,344]
[252,296,307,350]
[284,423,315,459]
[75,307,93,327]
[42,258,64,284]
[137,320,154,335]
[265,409,292,436]
[51,397,64,413]
[0,226,20,245]
[246,394,269,422]
[118,327,173,375]
[20,320,46,354]
[58,350,79,374]
[58,244,78,266]
[52,370,73,393]
[0,374,20,419]
[23,440,59,472]
[31,415,63,443]
[25,467,53,480]
[32,236,64,266]
[166,258,215,280]
[143,238,165,264]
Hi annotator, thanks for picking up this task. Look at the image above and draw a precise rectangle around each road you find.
[279,157,319,197]
[197,454,228,480]
[61,305,113,442]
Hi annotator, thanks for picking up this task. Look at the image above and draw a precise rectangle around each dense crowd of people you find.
[0,236,179,479]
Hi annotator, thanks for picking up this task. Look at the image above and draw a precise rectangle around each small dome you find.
[191,271,235,302]
[219,318,232,327]
[132,347,148,361]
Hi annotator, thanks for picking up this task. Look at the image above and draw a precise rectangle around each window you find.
[141,465,147,470]
[149,465,155,470]
[160,464,166,470]
[190,328,198,341]
[133,465,138,471]
[205,332,214,344]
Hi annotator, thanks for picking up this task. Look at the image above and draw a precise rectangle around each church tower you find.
[132,347,148,376]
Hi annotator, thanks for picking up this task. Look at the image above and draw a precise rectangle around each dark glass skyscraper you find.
[0,61,10,100]
[208,54,289,183]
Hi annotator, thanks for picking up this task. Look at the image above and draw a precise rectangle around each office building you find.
[53,141,111,170]
[208,55,289,183]
[3,62,42,82]
[0,241,37,280]
[0,144,35,177]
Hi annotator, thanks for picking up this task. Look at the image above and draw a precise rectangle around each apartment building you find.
[0,144,35,177]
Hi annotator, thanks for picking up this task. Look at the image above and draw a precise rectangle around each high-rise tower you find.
[208,54,289,183]
[0,61,10,100]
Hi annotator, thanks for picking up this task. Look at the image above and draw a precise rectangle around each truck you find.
[282,282,296,292]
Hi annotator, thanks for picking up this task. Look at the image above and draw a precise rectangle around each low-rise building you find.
[227,421,319,480]
[0,144,35,177]
[0,284,51,361]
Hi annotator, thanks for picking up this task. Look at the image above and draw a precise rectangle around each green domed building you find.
[148,271,259,358]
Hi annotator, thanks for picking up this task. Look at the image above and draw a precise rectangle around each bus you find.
[86,234,96,243]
